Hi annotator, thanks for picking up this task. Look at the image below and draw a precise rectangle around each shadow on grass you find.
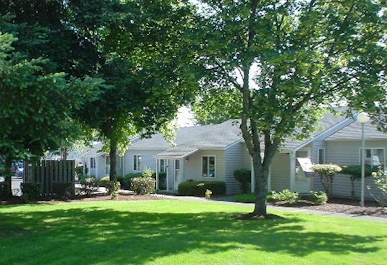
[0,202,384,265]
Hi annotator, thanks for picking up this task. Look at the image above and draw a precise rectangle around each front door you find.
[174,159,181,190]
[294,150,312,193]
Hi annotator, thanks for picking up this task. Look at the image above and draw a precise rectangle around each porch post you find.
[155,159,159,190]
[166,160,169,191]
[289,152,295,190]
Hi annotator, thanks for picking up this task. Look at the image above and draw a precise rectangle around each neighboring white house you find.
[72,141,110,178]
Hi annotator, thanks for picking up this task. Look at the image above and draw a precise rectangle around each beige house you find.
[89,112,385,198]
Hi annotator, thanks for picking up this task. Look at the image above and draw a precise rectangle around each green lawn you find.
[1,199,386,265]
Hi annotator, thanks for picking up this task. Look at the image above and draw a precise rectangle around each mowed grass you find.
[1,199,387,265]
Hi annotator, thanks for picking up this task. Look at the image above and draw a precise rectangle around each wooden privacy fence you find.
[24,160,75,197]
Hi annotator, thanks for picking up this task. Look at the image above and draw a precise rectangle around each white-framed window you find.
[318,148,325,164]
[159,159,167,173]
[360,148,384,170]
[90,157,96,169]
[134,155,142,171]
[202,156,215,178]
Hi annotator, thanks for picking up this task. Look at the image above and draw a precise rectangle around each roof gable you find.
[326,118,387,141]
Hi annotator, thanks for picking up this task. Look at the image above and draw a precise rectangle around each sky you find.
[177,106,196,127]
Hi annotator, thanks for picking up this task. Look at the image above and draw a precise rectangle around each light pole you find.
[356,112,369,207]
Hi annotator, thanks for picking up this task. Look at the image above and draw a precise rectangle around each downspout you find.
[289,151,296,190]
[166,160,169,191]
[156,159,159,190]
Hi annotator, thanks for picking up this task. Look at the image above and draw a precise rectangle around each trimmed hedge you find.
[178,181,226,197]
[233,169,251,193]
[21,182,42,202]
[0,181,11,200]
[53,181,73,199]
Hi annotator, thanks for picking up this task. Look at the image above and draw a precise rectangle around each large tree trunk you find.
[4,156,13,198]
[252,156,270,216]
[253,168,268,216]
[109,137,118,182]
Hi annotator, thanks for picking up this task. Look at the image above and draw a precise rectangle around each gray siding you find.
[271,153,291,191]
[312,139,387,199]
[123,150,160,174]
[325,140,387,166]
[225,142,250,194]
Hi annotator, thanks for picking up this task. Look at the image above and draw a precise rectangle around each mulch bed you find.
[271,197,387,218]
[2,193,386,219]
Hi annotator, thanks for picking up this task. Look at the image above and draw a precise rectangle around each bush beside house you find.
[233,169,251,193]
[178,181,226,197]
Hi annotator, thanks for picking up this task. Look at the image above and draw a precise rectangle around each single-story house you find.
[83,112,386,199]
[117,120,248,194]
[73,141,110,178]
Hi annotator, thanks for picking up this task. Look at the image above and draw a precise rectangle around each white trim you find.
[201,155,216,178]
[133,154,142,171]
[318,148,326,164]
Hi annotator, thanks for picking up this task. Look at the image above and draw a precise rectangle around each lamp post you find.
[356,112,369,207]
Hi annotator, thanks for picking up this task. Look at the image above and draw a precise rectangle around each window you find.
[360,148,384,170]
[318,148,325,164]
[90,157,96,169]
[159,159,167,173]
[202,156,215,178]
[134,155,142,171]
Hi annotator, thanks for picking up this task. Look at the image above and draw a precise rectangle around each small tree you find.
[371,169,387,206]
[311,164,342,196]
[233,169,251,194]
[341,165,373,198]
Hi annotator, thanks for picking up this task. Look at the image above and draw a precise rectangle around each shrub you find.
[233,169,251,193]
[341,165,373,197]
[371,169,387,206]
[309,191,328,205]
[53,182,73,199]
[266,190,278,202]
[268,189,299,205]
[131,177,155,195]
[311,164,342,195]
[142,167,154,178]
[123,173,142,188]
[178,181,226,197]
[98,176,110,187]
[105,181,121,199]
[0,181,11,200]
[79,176,99,196]
[21,182,42,202]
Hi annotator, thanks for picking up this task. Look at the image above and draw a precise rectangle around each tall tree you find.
[0,31,100,195]
[75,0,199,181]
[193,0,387,216]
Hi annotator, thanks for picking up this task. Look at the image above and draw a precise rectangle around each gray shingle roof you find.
[129,120,243,153]
[281,113,348,151]
[130,112,383,156]
[326,119,387,141]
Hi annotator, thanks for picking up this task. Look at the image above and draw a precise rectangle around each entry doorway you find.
[294,149,312,193]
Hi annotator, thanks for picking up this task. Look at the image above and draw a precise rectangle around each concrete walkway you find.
[160,194,387,223]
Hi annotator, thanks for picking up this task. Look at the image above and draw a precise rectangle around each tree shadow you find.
[0,203,384,264]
